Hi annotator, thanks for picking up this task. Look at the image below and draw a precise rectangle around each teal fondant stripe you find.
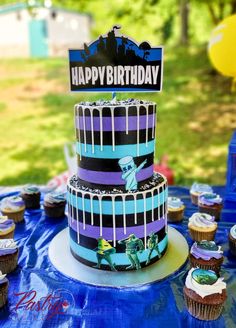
[68,189,167,215]
[76,140,155,158]
[70,235,168,265]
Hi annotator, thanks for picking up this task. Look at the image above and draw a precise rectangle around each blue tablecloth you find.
[0,186,235,328]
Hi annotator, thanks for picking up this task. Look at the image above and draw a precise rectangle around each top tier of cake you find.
[75,99,156,191]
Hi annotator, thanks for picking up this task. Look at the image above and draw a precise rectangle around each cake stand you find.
[48,226,188,288]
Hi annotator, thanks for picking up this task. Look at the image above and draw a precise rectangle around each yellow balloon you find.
[208,15,236,77]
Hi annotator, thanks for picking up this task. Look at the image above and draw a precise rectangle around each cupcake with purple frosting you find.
[0,216,15,239]
[44,192,66,218]
[0,196,25,223]
[189,240,224,274]
[0,271,8,308]
[0,239,18,274]
[190,183,213,206]
[188,212,217,242]
[198,192,223,221]
[167,197,185,222]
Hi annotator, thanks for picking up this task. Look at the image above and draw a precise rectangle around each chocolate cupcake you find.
[190,183,213,206]
[0,239,18,274]
[184,268,227,321]
[21,185,41,209]
[198,192,223,221]
[188,212,217,242]
[0,271,8,308]
[0,216,15,239]
[0,196,25,223]
[189,240,224,274]
[229,225,236,256]
[44,192,66,218]
[167,197,185,222]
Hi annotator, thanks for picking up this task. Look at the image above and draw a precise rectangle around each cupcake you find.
[184,268,227,321]
[167,197,185,222]
[44,192,66,218]
[20,185,41,209]
[190,183,213,206]
[0,239,18,274]
[0,196,25,223]
[198,192,223,221]
[189,240,224,274]
[0,216,15,239]
[228,225,236,256]
[0,271,8,308]
[188,213,217,242]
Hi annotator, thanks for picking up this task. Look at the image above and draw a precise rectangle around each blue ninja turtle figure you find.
[146,232,161,265]
[118,234,144,270]
[118,156,147,191]
[93,238,117,271]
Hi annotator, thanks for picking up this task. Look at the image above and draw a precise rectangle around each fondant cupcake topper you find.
[191,268,218,285]
[197,240,218,251]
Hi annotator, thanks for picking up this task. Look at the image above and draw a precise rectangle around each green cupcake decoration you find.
[197,240,218,251]
[192,268,218,285]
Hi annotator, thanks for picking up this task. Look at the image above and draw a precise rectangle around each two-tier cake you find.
[67,99,168,271]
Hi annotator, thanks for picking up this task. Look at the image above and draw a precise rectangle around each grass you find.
[0,47,235,186]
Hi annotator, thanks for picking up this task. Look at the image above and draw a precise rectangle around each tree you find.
[179,0,189,45]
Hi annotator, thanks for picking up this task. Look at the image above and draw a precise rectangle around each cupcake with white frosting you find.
[0,216,15,239]
[188,212,217,242]
[190,183,213,206]
[167,197,185,222]
[0,271,8,308]
[189,240,223,274]
[198,192,223,221]
[229,225,236,256]
[0,239,19,274]
[0,196,25,223]
[184,268,227,320]
[44,192,66,218]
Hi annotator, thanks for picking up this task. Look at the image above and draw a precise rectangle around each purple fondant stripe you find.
[69,216,166,240]
[76,114,155,132]
[77,165,153,185]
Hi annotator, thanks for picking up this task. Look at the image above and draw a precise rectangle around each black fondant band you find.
[76,128,154,145]
[78,153,154,172]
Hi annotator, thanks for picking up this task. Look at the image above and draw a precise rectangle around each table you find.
[0,186,235,328]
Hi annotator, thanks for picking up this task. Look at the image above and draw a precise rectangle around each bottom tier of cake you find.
[67,173,168,271]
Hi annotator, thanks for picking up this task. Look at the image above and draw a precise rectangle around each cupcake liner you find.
[189,255,223,275]
[0,281,8,308]
[1,209,25,223]
[229,237,236,256]
[167,208,184,223]
[189,228,216,242]
[21,193,41,209]
[0,250,18,274]
[0,229,15,240]
[198,204,222,221]
[184,293,224,321]
[190,193,199,206]
[44,203,66,218]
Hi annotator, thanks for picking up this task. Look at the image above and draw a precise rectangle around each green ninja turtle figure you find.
[118,234,144,270]
[146,232,161,265]
[93,238,117,271]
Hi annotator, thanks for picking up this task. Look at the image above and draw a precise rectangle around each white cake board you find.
[48,226,189,288]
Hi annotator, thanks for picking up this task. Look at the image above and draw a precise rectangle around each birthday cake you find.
[67,99,168,271]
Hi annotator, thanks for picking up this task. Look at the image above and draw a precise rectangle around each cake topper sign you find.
[69,26,163,92]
